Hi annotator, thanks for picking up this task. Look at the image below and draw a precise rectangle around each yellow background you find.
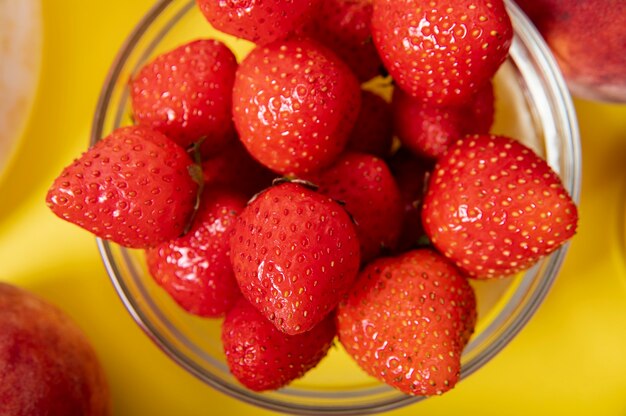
[1,1,626,415]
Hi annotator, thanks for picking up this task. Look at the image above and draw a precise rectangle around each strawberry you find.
[371,0,513,105]
[232,39,361,175]
[46,126,198,249]
[388,148,433,252]
[308,152,403,262]
[392,88,466,159]
[222,298,336,391]
[422,134,579,279]
[230,182,361,334]
[145,187,246,317]
[346,90,394,158]
[461,81,495,134]
[201,139,276,198]
[337,249,477,396]
[302,0,382,82]
[130,39,238,156]
[392,82,495,159]
[196,0,316,45]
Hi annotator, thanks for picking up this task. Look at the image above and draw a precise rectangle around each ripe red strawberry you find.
[371,0,513,105]
[461,81,495,134]
[337,249,477,396]
[388,148,433,251]
[130,39,237,156]
[196,0,316,46]
[346,90,394,158]
[202,139,276,198]
[232,39,361,175]
[302,0,382,82]
[222,298,336,391]
[422,134,579,279]
[309,152,403,262]
[392,88,466,159]
[145,187,246,317]
[392,82,495,159]
[230,182,361,335]
[46,126,198,249]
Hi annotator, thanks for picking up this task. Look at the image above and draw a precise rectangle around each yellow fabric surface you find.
[1,1,625,415]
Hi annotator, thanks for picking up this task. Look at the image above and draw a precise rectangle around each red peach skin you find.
[515,0,626,102]
[0,283,110,416]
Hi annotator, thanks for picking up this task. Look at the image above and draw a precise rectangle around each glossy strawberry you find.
[202,139,276,198]
[422,134,579,279]
[309,152,403,262]
[393,82,495,159]
[393,88,465,159]
[222,299,337,391]
[222,298,336,391]
[388,148,433,252]
[145,188,246,317]
[303,0,382,82]
[232,39,361,175]
[372,0,513,105]
[130,39,237,156]
[337,249,477,396]
[230,182,361,334]
[196,0,316,45]
[46,126,198,249]
[346,90,394,158]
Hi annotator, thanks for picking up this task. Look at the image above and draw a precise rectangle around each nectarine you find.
[0,282,110,416]
[515,0,626,102]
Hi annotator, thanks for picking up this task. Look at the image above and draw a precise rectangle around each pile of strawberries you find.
[46,0,578,397]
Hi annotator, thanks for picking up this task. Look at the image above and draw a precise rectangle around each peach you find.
[515,0,626,102]
[0,282,110,416]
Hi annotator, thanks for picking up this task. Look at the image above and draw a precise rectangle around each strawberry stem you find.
[182,137,207,235]
[248,176,320,206]
[187,136,206,165]
[415,234,431,248]
[272,176,319,191]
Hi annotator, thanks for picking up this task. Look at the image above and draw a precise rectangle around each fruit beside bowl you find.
[514,0,626,102]
[0,283,110,416]
[46,0,581,413]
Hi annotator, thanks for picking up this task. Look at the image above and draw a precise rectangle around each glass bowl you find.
[92,1,581,414]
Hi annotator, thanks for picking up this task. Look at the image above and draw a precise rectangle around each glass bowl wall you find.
[92,1,581,414]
